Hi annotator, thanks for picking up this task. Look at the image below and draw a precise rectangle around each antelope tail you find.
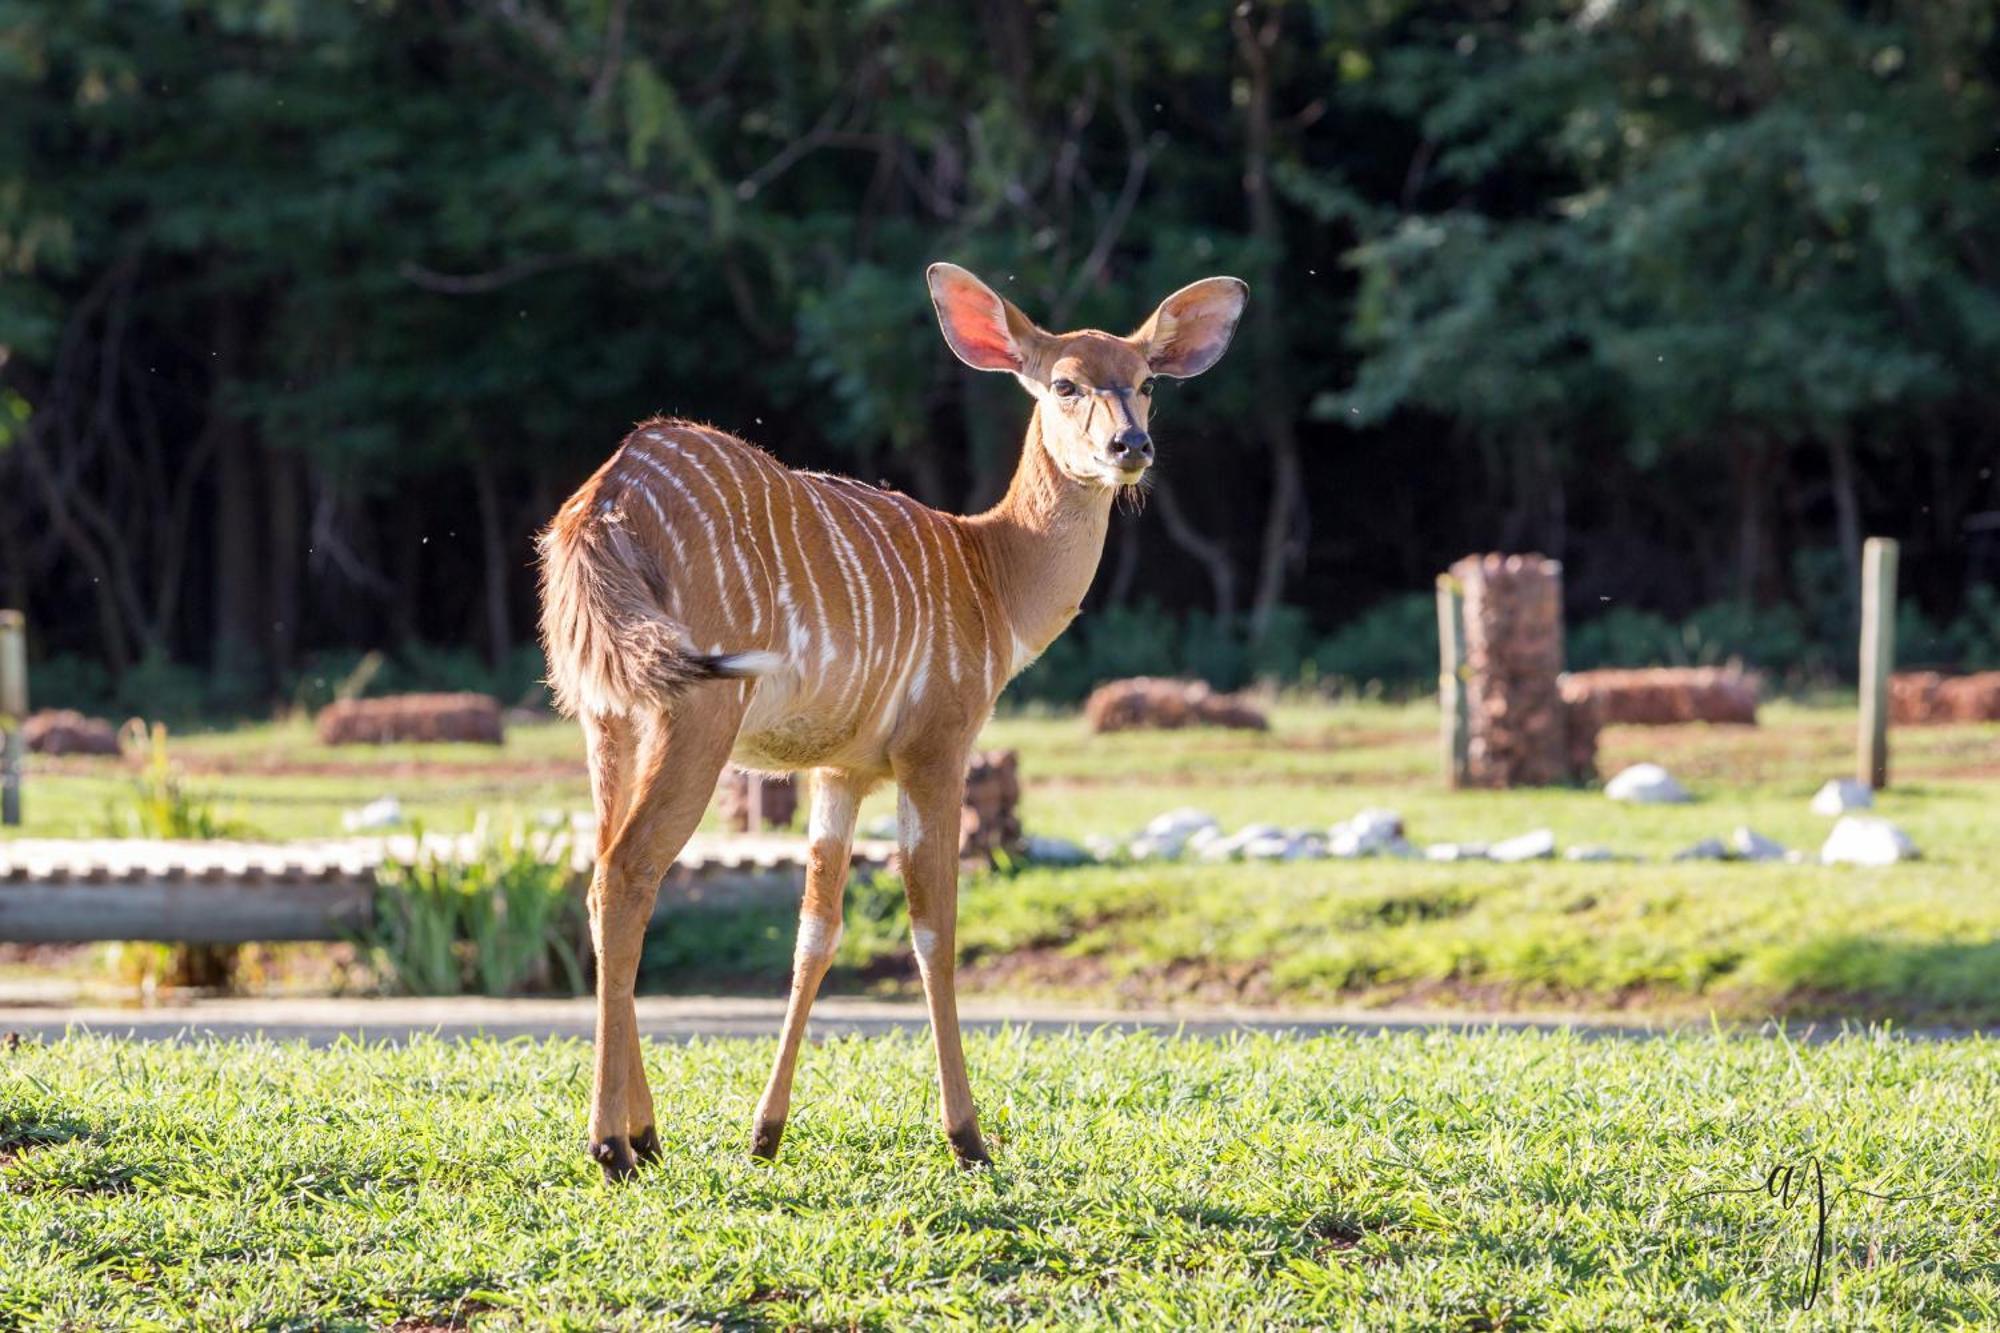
[537,509,776,717]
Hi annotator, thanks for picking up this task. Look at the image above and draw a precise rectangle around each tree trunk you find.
[1827,426,1862,602]
[265,444,303,679]
[472,456,513,669]
[1235,5,1306,642]
[1152,478,1237,621]
[1729,433,1772,605]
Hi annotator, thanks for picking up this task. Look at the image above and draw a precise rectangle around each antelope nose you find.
[1109,429,1153,464]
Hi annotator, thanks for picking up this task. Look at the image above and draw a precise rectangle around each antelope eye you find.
[1051,379,1080,399]
[1138,378,1156,397]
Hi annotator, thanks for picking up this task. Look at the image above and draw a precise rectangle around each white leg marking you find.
[794,913,843,965]
[896,786,927,854]
[810,773,860,846]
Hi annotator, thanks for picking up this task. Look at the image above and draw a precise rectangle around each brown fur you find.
[539,263,1246,1178]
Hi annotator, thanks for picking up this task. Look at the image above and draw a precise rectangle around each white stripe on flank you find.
[624,447,723,611]
[859,491,930,730]
[797,478,874,696]
[694,430,783,635]
[891,495,957,690]
[875,493,933,706]
[751,465,809,668]
[827,488,916,727]
[659,435,764,637]
[779,476,837,676]
[619,460,688,567]
[936,521,996,698]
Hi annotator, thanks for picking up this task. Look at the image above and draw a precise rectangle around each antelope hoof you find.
[631,1125,662,1166]
[590,1136,639,1183]
[749,1118,785,1161]
[948,1123,991,1168]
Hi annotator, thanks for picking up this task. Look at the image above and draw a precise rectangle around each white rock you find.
[1820,817,1917,866]
[1023,835,1092,866]
[1605,763,1692,804]
[1728,827,1787,862]
[1135,807,1221,859]
[1489,829,1557,862]
[1242,833,1311,861]
[1672,837,1728,862]
[1810,779,1874,816]
[1564,845,1620,863]
[1145,806,1220,837]
[1084,834,1124,862]
[1425,842,1490,862]
[1199,823,1287,862]
[1328,809,1406,857]
[342,796,404,832]
[1380,837,1420,860]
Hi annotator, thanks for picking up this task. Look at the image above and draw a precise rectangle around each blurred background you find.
[2,0,1997,719]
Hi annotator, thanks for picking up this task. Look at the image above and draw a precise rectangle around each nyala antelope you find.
[539,262,1247,1180]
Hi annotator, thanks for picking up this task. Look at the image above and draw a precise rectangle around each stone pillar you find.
[714,769,798,833]
[1449,553,1584,787]
[959,750,1023,864]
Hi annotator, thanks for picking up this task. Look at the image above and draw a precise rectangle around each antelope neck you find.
[964,407,1116,659]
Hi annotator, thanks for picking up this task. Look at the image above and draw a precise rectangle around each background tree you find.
[1,0,1994,712]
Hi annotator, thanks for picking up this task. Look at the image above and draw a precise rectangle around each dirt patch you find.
[961,947,1278,1006]
[30,752,586,783]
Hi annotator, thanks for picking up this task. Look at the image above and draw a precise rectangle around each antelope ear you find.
[1132,276,1248,378]
[927,263,1041,372]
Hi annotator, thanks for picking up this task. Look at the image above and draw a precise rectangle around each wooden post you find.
[746,772,765,831]
[1857,538,1898,790]
[1436,575,1469,788]
[0,611,24,826]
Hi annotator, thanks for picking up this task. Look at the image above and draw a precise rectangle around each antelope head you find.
[927,263,1248,489]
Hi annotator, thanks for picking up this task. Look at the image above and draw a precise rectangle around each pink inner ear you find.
[938,284,1019,370]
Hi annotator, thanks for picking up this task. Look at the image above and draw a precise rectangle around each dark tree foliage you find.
[1,0,1995,708]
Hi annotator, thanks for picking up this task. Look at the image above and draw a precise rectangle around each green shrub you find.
[1567,606,1680,670]
[102,721,256,840]
[1310,592,1437,692]
[28,654,114,714]
[368,824,585,997]
[114,653,215,723]
[1945,583,2000,669]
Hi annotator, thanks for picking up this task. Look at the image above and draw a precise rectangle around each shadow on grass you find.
[1764,935,2000,1026]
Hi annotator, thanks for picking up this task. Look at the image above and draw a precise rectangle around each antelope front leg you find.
[893,761,988,1166]
[750,769,859,1159]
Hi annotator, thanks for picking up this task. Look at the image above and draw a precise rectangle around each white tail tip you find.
[708,650,785,678]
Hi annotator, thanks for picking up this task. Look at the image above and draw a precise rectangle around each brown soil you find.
[31,752,586,783]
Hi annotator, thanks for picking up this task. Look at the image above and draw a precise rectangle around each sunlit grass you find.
[2,1030,1994,1328]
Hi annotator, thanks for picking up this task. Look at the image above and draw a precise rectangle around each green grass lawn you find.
[2,1030,1994,1328]
[7,700,1999,1022]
